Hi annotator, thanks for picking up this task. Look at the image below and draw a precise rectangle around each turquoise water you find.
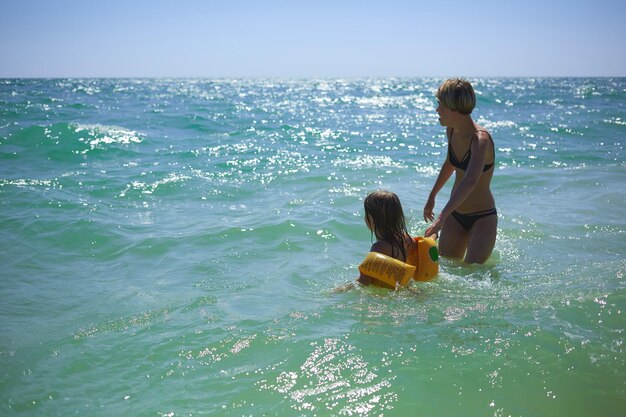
[0,78,624,416]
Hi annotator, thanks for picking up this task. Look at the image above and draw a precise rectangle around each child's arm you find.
[357,241,396,288]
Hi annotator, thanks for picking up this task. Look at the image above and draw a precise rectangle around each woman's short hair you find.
[436,78,476,115]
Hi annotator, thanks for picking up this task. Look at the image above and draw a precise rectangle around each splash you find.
[74,124,143,151]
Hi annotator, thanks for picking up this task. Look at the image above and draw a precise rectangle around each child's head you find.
[436,78,476,115]
[364,190,408,258]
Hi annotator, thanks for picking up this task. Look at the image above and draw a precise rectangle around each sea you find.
[0,78,624,417]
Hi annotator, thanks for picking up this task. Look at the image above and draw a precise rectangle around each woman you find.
[424,78,497,264]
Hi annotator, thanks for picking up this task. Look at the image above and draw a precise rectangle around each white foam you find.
[74,124,143,150]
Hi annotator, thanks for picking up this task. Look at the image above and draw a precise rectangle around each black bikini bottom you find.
[451,208,497,231]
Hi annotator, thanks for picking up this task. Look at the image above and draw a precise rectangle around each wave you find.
[2,122,142,147]
[0,122,144,166]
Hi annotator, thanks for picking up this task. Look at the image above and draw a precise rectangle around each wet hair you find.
[436,78,476,115]
[364,190,409,261]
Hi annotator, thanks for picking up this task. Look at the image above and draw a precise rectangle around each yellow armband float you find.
[359,252,416,289]
[412,236,439,282]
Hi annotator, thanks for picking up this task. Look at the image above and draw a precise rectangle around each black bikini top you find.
[448,129,495,172]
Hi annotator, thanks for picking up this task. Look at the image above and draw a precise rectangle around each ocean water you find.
[0,78,624,417]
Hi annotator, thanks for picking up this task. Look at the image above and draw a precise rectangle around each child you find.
[358,190,438,289]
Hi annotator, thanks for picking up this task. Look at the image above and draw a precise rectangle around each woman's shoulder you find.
[474,124,493,141]
[471,126,493,150]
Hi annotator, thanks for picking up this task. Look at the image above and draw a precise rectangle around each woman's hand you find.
[423,196,435,222]
[425,213,445,237]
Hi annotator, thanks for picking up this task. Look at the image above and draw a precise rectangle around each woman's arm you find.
[424,159,455,219]
[424,130,455,221]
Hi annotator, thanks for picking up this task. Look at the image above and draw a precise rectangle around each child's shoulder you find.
[370,240,394,257]
[370,234,416,260]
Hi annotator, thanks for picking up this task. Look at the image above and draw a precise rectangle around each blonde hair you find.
[436,78,476,115]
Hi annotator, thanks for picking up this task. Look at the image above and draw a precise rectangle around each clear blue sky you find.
[1,0,624,77]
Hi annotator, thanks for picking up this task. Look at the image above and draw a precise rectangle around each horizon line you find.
[2,75,625,80]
